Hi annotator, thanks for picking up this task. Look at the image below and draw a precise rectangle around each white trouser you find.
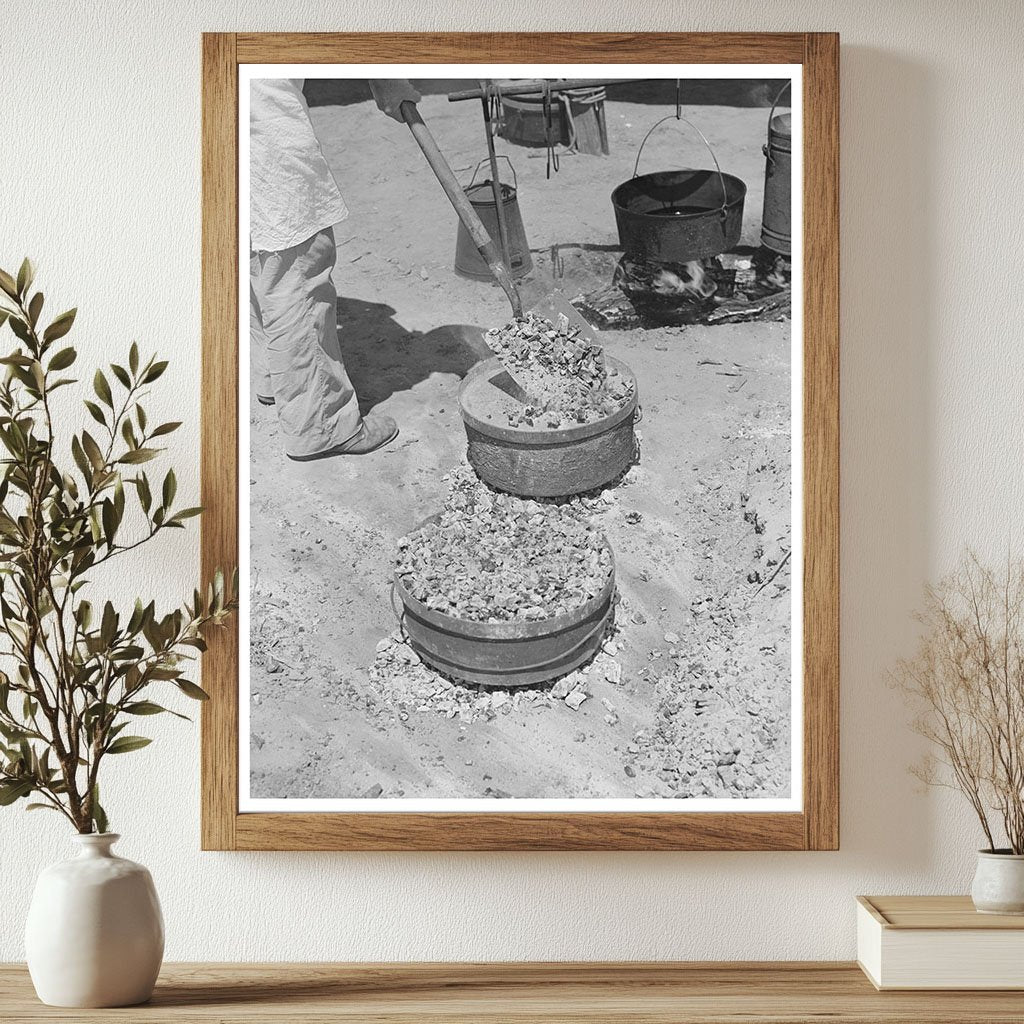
[250,227,361,458]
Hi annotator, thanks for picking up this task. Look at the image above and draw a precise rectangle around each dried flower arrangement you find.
[484,312,634,429]
[395,467,612,623]
[896,553,1024,853]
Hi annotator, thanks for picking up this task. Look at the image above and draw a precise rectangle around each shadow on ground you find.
[337,296,490,413]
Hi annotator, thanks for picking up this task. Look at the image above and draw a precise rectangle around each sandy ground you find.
[248,89,793,801]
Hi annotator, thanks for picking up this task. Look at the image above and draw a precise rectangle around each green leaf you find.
[123,700,166,715]
[125,700,188,721]
[150,421,181,438]
[110,645,144,663]
[129,342,139,375]
[136,473,152,513]
[113,475,125,521]
[101,498,117,547]
[0,722,27,742]
[77,600,93,631]
[61,470,79,499]
[0,779,33,805]
[9,316,31,345]
[108,721,129,742]
[43,308,76,343]
[110,363,131,389]
[16,258,34,298]
[169,506,203,524]
[142,360,168,383]
[162,468,176,508]
[121,418,137,449]
[0,352,33,366]
[0,269,18,300]
[100,601,117,647]
[83,701,114,728]
[71,435,92,482]
[105,735,152,755]
[93,369,113,408]
[91,785,108,834]
[81,431,105,471]
[126,598,146,635]
[26,803,61,813]
[48,346,77,371]
[118,448,157,465]
[175,679,210,701]
[83,400,106,427]
[27,291,43,328]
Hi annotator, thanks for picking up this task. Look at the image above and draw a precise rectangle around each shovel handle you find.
[399,101,522,318]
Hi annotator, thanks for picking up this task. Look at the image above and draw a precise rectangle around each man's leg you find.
[249,251,274,406]
[251,228,362,459]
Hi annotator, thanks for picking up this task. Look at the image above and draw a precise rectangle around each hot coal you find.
[483,311,634,429]
[395,466,613,623]
[577,250,792,329]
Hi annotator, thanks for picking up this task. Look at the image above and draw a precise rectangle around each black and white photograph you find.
[240,66,803,811]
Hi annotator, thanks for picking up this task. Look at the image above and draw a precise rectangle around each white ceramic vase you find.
[971,850,1024,915]
[25,833,164,1007]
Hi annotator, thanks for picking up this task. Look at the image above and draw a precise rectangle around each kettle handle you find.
[467,154,518,192]
[631,115,730,221]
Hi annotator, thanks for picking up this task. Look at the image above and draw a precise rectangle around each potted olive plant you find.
[897,553,1024,914]
[0,260,236,1006]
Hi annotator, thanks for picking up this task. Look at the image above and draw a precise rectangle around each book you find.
[857,895,1024,990]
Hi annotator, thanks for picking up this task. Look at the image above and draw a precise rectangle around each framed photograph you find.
[201,32,838,850]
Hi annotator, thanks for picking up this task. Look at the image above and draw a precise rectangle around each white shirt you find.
[249,79,348,252]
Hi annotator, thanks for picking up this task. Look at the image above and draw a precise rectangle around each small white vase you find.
[25,833,164,1007]
[971,849,1024,915]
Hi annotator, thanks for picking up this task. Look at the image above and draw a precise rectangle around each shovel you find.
[398,100,599,399]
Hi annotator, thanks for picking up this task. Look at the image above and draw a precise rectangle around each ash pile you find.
[370,622,627,725]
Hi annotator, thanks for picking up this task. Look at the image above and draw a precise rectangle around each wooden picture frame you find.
[201,32,838,851]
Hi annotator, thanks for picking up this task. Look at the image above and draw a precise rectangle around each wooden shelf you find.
[4,962,1024,1022]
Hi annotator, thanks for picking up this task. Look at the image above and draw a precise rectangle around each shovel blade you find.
[524,290,601,347]
[488,369,531,405]
[483,288,603,401]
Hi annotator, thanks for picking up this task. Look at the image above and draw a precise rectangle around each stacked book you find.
[857,895,1024,990]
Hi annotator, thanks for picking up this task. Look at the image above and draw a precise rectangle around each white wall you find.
[2,0,1022,961]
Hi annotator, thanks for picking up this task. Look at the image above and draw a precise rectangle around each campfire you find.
[575,248,792,329]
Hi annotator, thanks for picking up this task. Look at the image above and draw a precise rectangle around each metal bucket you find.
[499,86,609,156]
[392,519,615,688]
[611,116,746,263]
[458,356,639,498]
[761,108,792,256]
[499,92,570,148]
[454,157,533,281]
